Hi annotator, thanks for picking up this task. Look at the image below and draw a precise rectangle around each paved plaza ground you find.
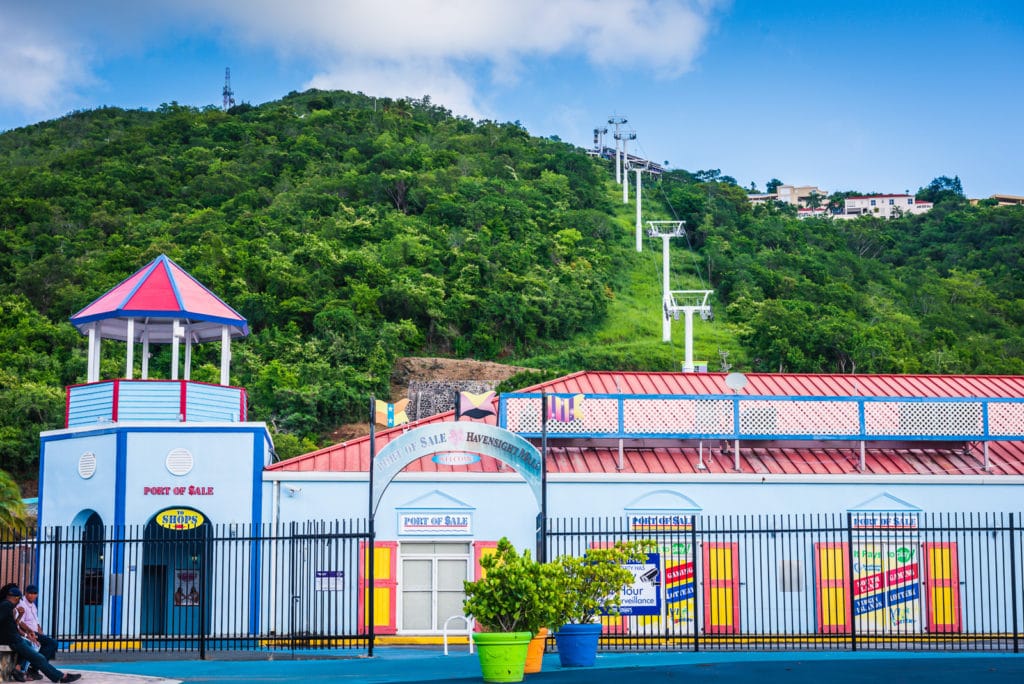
[56,647,1024,684]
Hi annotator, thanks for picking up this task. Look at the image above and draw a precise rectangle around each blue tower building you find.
[37,255,273,637]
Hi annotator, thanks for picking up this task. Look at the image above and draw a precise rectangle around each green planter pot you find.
[472,631,533,683]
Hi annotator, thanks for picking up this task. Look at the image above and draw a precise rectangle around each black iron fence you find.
[1,520,371,657]
[4,513,1023,656]
[545,513,1024,653]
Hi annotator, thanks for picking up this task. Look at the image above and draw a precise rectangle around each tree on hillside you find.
[917,175,965,204]
[0,470,30,538]
[827,190,861,214]
[766,178,783,194]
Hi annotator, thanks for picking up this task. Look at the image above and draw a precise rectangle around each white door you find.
[399,541,471,633]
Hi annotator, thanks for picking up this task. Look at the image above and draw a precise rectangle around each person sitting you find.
[0,586,79,683]
[0,584,34,681]
[18,586,58,680]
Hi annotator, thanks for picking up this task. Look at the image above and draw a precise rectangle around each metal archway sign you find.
[371,421,542,515]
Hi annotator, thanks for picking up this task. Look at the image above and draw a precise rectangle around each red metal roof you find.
[267,371,1024,478]
[70,254,248,341]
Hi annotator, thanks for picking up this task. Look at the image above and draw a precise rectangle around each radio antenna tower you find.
[222,68,236,111]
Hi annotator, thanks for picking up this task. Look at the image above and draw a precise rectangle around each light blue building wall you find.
[37,421,273,638]
[262,471,1024,553]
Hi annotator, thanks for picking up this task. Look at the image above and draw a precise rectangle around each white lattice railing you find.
[499,393,1024,442]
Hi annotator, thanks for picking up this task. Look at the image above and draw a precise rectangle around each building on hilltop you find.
[970,194,1024,206]
[776,184,829,207]
[796,207,828,219]
[747,184,829,209]
[749,187,937,220]
[842,194,933,219]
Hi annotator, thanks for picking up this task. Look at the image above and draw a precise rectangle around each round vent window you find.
[78,452,97,479]
[166,448,194,476]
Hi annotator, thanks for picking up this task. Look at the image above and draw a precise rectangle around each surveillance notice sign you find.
[615,552,662,616]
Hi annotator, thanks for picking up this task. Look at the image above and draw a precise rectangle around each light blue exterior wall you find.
[38,431,119,527]
[264,471,1024,635]
[37,422,273,638]
[263,472,1024,556]
[40,424,272,530]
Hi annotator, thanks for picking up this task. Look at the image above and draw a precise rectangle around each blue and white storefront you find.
[35,256,1024,645]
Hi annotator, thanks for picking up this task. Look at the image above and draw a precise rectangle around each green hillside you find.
[1,89,1023,475]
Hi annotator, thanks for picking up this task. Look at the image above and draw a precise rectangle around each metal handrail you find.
[442,615,475,655]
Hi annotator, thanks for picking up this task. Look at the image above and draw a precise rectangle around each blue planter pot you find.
[554,622,602,667]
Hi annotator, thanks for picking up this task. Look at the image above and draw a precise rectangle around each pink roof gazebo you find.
[70,254,248,384]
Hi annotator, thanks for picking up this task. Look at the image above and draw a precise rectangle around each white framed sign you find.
[398,512,472,536]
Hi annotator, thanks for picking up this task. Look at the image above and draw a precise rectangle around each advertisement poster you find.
[663,541,696,634]
[852,542,922,633]
[174,569,200,606]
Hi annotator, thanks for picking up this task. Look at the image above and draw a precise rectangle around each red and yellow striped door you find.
[702,542,739,634]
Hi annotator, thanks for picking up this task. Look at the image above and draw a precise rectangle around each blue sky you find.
[1,1,1021,197]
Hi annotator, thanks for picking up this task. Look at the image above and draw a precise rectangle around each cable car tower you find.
[648,221,714,372]
[632,160,651,252]
[608,114,628,184]
[614,129,637,203]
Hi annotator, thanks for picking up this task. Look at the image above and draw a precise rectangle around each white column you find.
[220,326,231,386]
[183,325,192,381]
[683,309,696,372]
[661,235,672,343]
[171,319,181,380]
[615,142,622,185]
[87,325,98,383]
[141,329,150,380]
[635,169,643,252]
[125,318,134,379]
[622,165,629,204]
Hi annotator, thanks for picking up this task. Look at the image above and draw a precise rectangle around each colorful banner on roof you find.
[375,399,409,427]
[548,393,584,422]
[456,391,496,420]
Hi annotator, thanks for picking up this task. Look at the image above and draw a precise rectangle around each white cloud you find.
[211,0,726,119]
[209,0,722,71]
[0,0,726,124]
[0,7,93,117]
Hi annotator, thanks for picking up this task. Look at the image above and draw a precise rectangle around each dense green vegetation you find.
[1,89,1022,478]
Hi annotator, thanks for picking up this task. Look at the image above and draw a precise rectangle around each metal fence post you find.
[1010,513,1019,654]
[48,527,61,640]
[692,515,700,653]
[846,512,856,652]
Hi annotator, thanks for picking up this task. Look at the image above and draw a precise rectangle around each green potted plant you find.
[548,540,650,667]
[463,538,548,683]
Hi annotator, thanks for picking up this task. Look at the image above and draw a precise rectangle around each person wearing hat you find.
[0,586,80,683]
[18,585,58,678]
